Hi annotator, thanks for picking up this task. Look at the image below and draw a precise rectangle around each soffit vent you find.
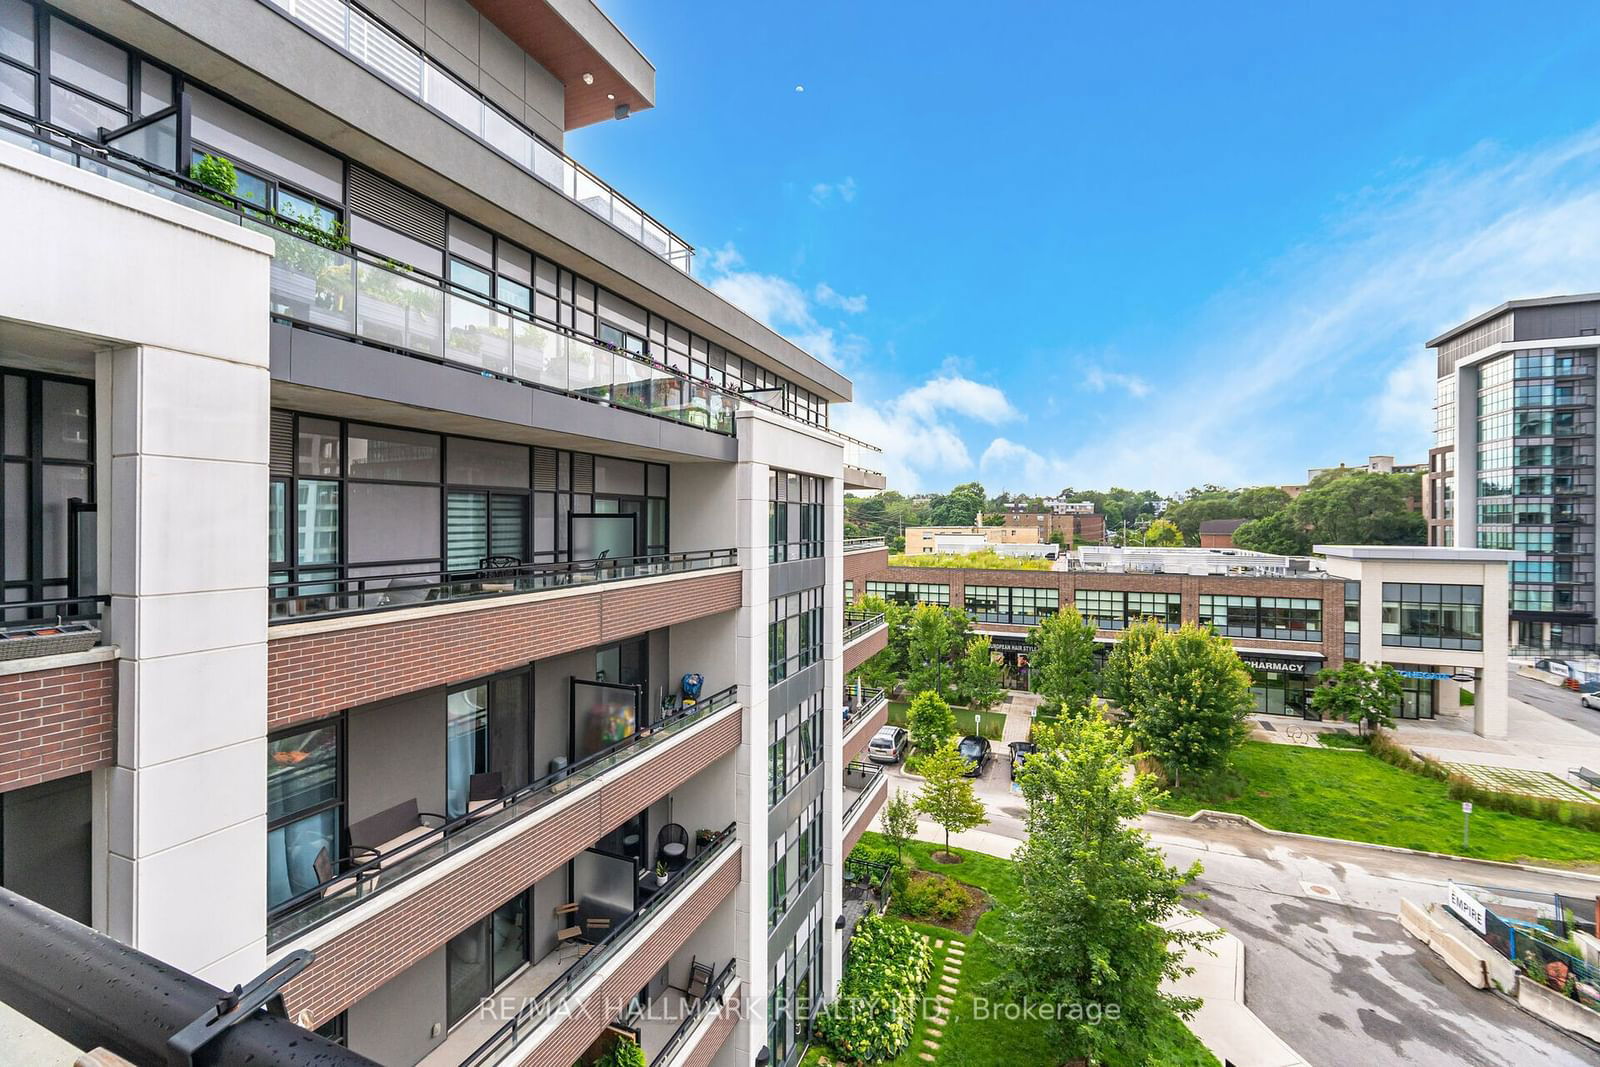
[270,410,294,476]
[348,165,445,246]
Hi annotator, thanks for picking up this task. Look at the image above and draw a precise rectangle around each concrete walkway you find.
[884,813,1310,1066]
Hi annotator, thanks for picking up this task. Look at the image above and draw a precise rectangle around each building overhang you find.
[1315,545,1523,564]
[468,0,656,129]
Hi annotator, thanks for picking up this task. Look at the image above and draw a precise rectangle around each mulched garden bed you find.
[893,870,992,935]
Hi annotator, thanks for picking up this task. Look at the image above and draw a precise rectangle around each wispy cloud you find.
[810,176,857,206]
[833,373,1017,493]
[702,243,868,368]
[1082,366,1151,398]
[815,282,868,314]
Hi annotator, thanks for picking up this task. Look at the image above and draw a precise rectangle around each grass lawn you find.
[805,834,1218,1067]
[887,701,1007,741]
[1157,741,1600,869]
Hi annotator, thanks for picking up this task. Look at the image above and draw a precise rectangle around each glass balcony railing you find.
[270,549,738,623]
[268,686,740,946]
[843,608,887,644]
[844,536,887,552]
[256,0,694,272]
[842,686,887,739]
[461,822,740,1067]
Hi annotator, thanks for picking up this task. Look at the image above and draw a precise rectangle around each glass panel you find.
[346,483,439,563]
[489,672,530,791]
[104,111,176,170]
[48,81,126,137]
[276,188,337,234]
[0,63,33,117]
[445,490,488,571]
[448,258,493,296]
[489,495,525,559]
[49,17,128,105]
[491,894,528,986]
[0,0,32,65]
[296,417,340,476]
[346,423,440,481]
[267,809,336,912]
[267,724,338,822]
[445,293,513,376]
[568,339,612,401]
[269,481,286,565]
[41,380,90,460]
[247,222,357,335]
[514,318,567,391]
[424,64,479,133]
[4,462,27,581]
[446,685,488,819]
[571,679,637,761]
[2,376,23,456]
[296,480,339,565]
[138,60,171,116]
[356,261,443,357]
[445,919,489,1026]
[447,438,528,488]
[571,513,634,561]
[593,457,644,496]
[41,465,88,578]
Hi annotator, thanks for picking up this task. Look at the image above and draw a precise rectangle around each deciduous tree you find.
[914,739,988,861]
[1029,607,1098,718]
[881,789,919,862]
[1127,624,1252,787]
[1141,517,1185,547]
[906,689,957,757]
[1311,660,1404,736]
[956,636,1006,714]
[1102,617,1166,710]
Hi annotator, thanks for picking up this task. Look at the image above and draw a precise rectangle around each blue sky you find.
[569,1,1600,494]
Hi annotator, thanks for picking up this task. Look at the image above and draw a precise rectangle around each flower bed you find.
[813,914,933,1064]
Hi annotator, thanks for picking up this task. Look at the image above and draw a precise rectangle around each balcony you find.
[0,596,117,793]
[844,537,887,552]
[440,825,741,1067]
[842,437,886,492]
[639,962,738,1067]
[843,608,888,675]
[844,608,886,645]
[842,686,889,762]
[842,761,888,853]
[269,687,740,947]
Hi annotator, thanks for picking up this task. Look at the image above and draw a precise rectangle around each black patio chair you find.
[657,823,689,870]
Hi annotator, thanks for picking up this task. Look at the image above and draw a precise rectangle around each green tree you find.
[914,738,988,860]
[1293,471,1425,545]
[1311,660,1405,736]
[929,481,987,526]
[905,602,962,697]
[1128,624,1252,787]
[906,689,957,756]
[1141,517,1184,547]
[987,714,1215,1063]
[1029,607,1099,718]
[955,636,1006,713]
[880,788,919,862]
[1102,617,1166,709]
[1163,486,1292,543]
[1231,509,1312,555]
[595,1035,646,1067]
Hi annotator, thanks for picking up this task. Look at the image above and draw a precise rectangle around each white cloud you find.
[1082,366,1151,398]
[705,271,811,329]
[815,282,868,314]
[833,375,1017,493]
[707,241,744,272]
[810,176,857,205]
[1376,349,1436,433]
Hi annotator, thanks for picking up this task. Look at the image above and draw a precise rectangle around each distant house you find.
[1199,518,1249,549]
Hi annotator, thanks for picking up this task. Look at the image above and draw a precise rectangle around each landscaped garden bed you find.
[812,914,934,1064]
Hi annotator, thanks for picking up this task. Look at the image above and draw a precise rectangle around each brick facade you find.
[842,779,887,855]
[842,624,887,675]
[842,701,888,764]
[843,546,888,585]
[675,985,741,1067]
[516,849,742,1067]
[280,710,741,1022]
[0,658,116,792]
[267,570,742,729]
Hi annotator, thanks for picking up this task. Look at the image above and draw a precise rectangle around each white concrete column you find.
[1437,678,1464,718]
[101,343,270,985]
[821,475,845,1001]
[1478,558,1510,738]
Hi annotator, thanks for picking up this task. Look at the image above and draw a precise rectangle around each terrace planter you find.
[0,622,101,661]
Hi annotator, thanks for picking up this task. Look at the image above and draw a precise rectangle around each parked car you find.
[1008,741,1037,780]
[1580,681,1600,710]
[867,725,908,764]
[957,735,991,777]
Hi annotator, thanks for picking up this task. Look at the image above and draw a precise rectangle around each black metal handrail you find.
[462,822,740,1067]
[269,549,737,623]
[843,608,886,644]
[649,960,737,1066]
[0,594,109,625]
[267,685,740,942]
[842,761,886,827]
[842,687,887,736]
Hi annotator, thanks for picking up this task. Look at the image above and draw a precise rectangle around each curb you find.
[1146,809,1600,884]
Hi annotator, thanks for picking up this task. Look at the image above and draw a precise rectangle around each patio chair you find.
[347,798,446,886]
[477,556,523,593]
[556,903,585,960]
[468,771,504,814]
[584,916,612,941]
[686,957,714,1002]
[657,823,689,870]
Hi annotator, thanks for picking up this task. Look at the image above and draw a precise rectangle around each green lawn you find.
[805,834,1218,1067]
[887,701,1007,742]
[1157,741,1600,869]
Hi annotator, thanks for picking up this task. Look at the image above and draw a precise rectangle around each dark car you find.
[1008,741,1037,780]
[957,735,991,777]
[867,725,909,764]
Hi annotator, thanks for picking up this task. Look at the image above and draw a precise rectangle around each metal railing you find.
[256,0,693,272]
[649,960,737,1066]
[843,536,886,552]
[267,687,739,944]
[843,608,887,645]
[269,549,737,623]
[842,761,886,828]
[462,822,740,1067]
[842,687,887,738]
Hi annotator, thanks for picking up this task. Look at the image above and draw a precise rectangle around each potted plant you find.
[653,860,669,888]
[695,827,721,849]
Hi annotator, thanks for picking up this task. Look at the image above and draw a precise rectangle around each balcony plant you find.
[595,1034,646,1067]
[188,152,237,205]
[653,859,668,888]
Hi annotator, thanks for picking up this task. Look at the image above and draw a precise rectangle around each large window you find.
[266,722,342,913]
[1074,589,1180,631]
[446,891,529,1025]
[768,796,823,928]
[966,585,1059,626]
[1,370,94,617]
[864,580,949,607]
[769,470,824,563]
[769,588,824,683]
[1198,594,1322,642]
[445,669,532,818]
[1381,583,1482,650]
[769,693,823,806]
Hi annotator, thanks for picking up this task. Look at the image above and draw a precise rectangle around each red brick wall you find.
[268,571,742,729]
[281,710,741,1022]
[842,702,888,764]
[517,849,742,1067]
[677,985,740,1067]
[0,659,116,792]
[843,780,887,855]
[842,625,887,675]
[843,547,888,584]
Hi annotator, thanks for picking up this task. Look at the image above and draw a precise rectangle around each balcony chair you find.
[686,957,714,1002]
[347,798,446,886]
[555,903,586,961]
[657,823,689,870]
[478,556,523,593]
[378,575,435,607]
[467,771,504,814]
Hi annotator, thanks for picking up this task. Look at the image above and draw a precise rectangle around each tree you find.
[1102,617,1166,710]
[595,1035,646,1067]
[1311,660,1404,736]
[906,689,957,756]
[1293,471,1425,545]
[905,602,962,697]
[1231,509,1311,555]
[1162,486,1292,543]
[955,636,1006,714]
[880,788,919,862]
[1141,517,1184,547]
[987,714,1215,1063]
[914,738,988,861]
[1029,607,1098,718]
[1126,624,1252,788]
[929,481,986,526]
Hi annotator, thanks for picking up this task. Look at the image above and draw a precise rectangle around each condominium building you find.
[1425,293,1600,650]
[902,524,1043,554]
[0,2,889,1064]
[1000,508,1105,545]
[850,545,1514,737]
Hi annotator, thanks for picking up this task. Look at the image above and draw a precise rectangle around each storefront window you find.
[1380,583,1482,650]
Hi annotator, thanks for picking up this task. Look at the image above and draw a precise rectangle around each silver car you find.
[867,725,908,764]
